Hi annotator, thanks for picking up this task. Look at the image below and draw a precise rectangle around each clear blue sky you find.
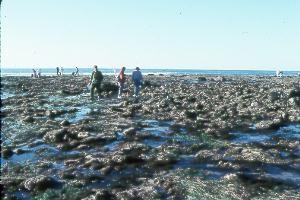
[1,0,300,70]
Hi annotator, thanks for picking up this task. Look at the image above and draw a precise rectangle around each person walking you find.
[60,66,64,76]
[90,65,103,100]
[37,69,41,78]
[56,67,60,76]
[132,67,143,100]
[75,67,79,76]
[117,67,126,98]
[31,69,37,78]
[72,67,79,76]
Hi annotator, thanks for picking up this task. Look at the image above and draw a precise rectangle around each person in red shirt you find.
[117,67,126,98]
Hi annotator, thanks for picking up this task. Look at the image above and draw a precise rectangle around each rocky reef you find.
[1,75,300,199]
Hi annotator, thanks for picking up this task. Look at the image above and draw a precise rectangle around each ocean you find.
[1,67,300,77]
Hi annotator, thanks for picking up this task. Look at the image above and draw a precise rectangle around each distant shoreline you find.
[1,68,300,77]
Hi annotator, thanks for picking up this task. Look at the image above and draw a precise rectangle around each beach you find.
[1,74,300,199]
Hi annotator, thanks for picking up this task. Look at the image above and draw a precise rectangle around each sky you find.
[1,0,300,70]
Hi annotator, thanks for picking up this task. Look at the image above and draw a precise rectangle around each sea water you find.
[1,67,300,76]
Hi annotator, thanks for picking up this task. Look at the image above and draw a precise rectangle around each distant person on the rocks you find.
[72,67,79,76]
[90,65,103,100]
[117,67,126,99]
[37,69,41,78]
[132,67,143,99]
[75,67,79,76]
[56,67,60,76]
[276,70,283,77]
[31,69,37,78]
[60,67,64,76]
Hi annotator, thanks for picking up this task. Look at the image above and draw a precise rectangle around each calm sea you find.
[1,67,299,77]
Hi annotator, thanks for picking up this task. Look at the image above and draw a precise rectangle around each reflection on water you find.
[229,124,300,144]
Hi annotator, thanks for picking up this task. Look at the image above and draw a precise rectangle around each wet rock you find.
[116,186,163,199]
[255,118,283,130]
[194,149,216,161]
[198,77,207,81]
[61,89,82,95]
[43,128,77,143]
[81,134,115,145]
[288,89,300,98]
[102,82,118,94]
[60,120,70,126]
[185,110,198,119]
[123,127,136,137]
[61,172,76,179]
[143,80,151,87]
[150,152,177,166]
[289,114,300,123]
[23,116,34,123]
[122,109,135,118]
[269,90,282,102]
[93,189,115,200]
[45,110,65,119]
[116,142,149,164]
[14,148,27,154]
[289,97,300,107]
[23,175,61,191]
[2,148,14,159]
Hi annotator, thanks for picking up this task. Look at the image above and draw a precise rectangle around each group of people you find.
[56,67,64,76]
[90,65,143,101]
[56,66,79,76]
[31,69,41,78]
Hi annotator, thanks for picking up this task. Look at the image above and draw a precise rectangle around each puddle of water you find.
[229,132,270,144]
[229,124,300,144]
[1,152,37,165]
[1,91,15,99]
[105,132,123,151]
[264,165,300,187]
[12,191,32,200]
[144,139,166,148]
[69,107,91,123]
[293,150,300,157]
[1,141,60,165]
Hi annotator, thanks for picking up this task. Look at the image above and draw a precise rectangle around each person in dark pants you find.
[90,65,103,100]
[132,67,143,101]
[56,67,60,76]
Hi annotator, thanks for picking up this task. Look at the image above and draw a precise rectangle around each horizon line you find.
[1,66,299,71]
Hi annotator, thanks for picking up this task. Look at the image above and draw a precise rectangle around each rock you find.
[151,152,177,166]
[255,118,283,130]
[289,89,300,98]
[102,82,118,94]
[269,91,282,102]
[94,189,115,200]
[81,136,105,144]
[24,176,61,191]
[61,89,82,95]
[60,120,70,126]
[289,97,300,107]
[15,148,27,154]
[23,116,34,123]
[143,80,151,87]
[198,77,207,81]
[185,110,198,119]
[123,127,136,137]
[194,150,215,161]
[43,128,75,143]
[2,148,14,159]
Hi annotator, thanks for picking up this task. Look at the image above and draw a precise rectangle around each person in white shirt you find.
[60,67,64,76]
